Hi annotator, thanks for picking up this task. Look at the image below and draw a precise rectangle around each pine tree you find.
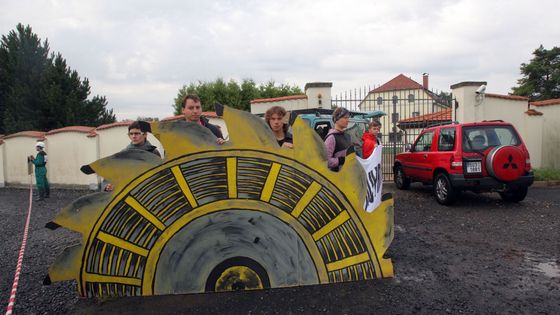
[512,45,560,101]
[0,24,115,133]
[0,24,49,133]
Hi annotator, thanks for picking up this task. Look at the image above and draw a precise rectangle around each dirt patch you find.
[1,185,559,314]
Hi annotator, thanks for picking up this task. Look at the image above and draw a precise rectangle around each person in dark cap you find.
[324,107,353,171]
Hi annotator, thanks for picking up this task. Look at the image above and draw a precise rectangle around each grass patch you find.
[534,168,560,181]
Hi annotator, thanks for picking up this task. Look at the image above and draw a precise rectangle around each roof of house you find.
[250,95,307,104]
[3,131,46,140]
[399,108,452,123]
[370,74,424,93]
[46,126,97,137]
[485,93,528,101]
[398,109,452,129]
[367,74,448,107]
[530,98,560,107]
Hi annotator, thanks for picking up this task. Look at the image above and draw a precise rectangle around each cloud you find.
[1,0,559,120]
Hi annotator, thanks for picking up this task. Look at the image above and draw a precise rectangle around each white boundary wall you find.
[451,81,559,168]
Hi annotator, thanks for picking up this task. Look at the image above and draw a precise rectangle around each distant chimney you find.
[422,73,429,90]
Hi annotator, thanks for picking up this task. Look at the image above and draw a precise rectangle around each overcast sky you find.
[2,0,559,120]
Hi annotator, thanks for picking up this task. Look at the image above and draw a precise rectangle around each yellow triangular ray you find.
[151,120,219,160]
[87,150,162,190]
[47,244,83,282]
[336,153,368,207]
[223,106,279,150]
[292,117,327,165]
[355,195,395,277]
[53,192,113,235]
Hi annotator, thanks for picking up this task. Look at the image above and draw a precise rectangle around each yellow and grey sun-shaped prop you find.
[45,106,394,297]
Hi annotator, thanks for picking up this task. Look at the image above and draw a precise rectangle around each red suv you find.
[393,121,534,205]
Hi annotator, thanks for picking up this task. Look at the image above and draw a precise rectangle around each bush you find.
[534,168,560,181]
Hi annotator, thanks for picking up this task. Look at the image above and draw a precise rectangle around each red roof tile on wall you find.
[370,74,424,93]
[161,115,184,122]
[46,126,97,137]
[525,109,543,116]
[161,112,221,122]
[250,95,307,104]
[4,131,46,140]
[96,121,133,131]
[530,98,560,107]
[485,93,528,101]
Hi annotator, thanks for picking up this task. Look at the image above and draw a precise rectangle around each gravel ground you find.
[1,185,559,314]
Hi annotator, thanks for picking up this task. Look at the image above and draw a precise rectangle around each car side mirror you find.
[405,143,412,152]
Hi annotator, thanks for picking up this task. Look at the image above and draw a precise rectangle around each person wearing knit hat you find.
[28,141,49,201]
[324,107,353,171]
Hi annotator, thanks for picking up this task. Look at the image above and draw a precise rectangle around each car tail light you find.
[450,156,462,169]
[526,157,531,172]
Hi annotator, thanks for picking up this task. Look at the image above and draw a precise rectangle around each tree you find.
[0,24,115,134]
[512,45,560,101]
[0,24,49,133]
[173,78,303,115]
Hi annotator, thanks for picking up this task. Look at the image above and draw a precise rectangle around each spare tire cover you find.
[486,145,525,182]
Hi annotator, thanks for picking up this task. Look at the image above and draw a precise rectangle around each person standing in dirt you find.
[361,120,382,159]
[265,106,293,148]
[182,94,225,144]
[324,107,353,171]
[28,141,49,201]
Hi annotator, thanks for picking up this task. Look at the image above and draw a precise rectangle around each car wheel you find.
[394,165,410,190]
[433,173,457,205]
[499,186,528,202]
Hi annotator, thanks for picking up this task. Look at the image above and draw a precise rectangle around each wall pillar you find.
[450,81,487,123]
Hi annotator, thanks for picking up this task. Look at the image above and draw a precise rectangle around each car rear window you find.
[462,125,520,152]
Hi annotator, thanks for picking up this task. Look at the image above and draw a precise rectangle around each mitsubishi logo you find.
[502,154,518,169]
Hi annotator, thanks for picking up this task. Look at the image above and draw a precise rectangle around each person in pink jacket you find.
[361,120,382,158]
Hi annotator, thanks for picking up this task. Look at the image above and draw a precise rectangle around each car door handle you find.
[423,154,428,158]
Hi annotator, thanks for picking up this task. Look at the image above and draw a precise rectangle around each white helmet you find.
[36,141,45,148]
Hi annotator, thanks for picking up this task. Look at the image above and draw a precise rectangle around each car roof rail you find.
[482,119,504,122]
[424,120,455,128]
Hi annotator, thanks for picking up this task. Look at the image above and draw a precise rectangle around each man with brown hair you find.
[182,94,225,144]
[265,106,293,148]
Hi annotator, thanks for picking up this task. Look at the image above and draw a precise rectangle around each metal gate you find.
[331,86,455,180]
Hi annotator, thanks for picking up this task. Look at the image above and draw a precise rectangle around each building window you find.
[391,113,399,124]
[376,97,383,105]
[412,111,420,117]
[408,94,415,102]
